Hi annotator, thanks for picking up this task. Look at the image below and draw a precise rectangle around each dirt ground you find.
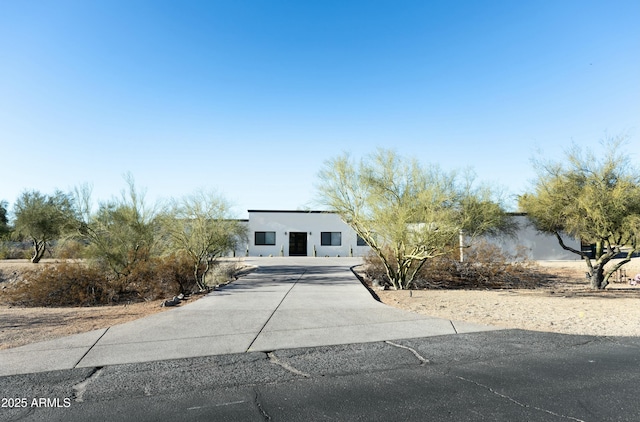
[376,259,640,337]
[0,260,206,350]
[0,300,178,351]
[1,259,639,351]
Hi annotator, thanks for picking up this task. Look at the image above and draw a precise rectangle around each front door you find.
[289,232,307,256]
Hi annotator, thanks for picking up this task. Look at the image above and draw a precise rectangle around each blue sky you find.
[1,0,639,218]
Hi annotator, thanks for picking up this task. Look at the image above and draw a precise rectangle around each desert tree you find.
[0,200,10,239]
[519,137,640,289]
[73,182,94,228]
[12,190,77,263]
[455,172,517,239]
[161,190,247,291]
[317,148,514,289]
[78,175,161,278]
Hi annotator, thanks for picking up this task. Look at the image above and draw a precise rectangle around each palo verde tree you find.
[455,170,518,240]
[78,175,161,278]
[162,190,247,291]
[317,148,514,290]
[12,190,77,263]
[519,138,640,289]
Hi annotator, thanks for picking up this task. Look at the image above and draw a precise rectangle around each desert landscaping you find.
[376,259,640,337]
[0,259,208,350]
[1,258,639,351]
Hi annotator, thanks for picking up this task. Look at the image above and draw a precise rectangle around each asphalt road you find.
[2,330,639,422]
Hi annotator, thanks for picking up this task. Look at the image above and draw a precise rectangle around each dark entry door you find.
[289,232,307,256]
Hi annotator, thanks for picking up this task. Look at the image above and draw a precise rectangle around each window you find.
[356,235,368,246]
[255,231,276,245]
[321,232,341,246]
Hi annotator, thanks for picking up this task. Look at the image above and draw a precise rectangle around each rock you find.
[161,296,182,307]
[371,279,385,291]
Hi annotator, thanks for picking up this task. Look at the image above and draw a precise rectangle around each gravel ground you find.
[377,259,640,337]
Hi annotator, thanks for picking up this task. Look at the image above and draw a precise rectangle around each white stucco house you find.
[484,214,581,261]
[233,210,582,260]
[238,210,371,257]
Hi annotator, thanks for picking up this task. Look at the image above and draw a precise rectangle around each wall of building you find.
[483,214,581,261]
[230,211,581,261]
[242,211,370,257]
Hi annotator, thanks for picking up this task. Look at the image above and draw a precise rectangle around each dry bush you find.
[205,260,244,287]
[52,240,88,260]
[0,242,32,260]
[0,254,197,307]
[124,253,196,300]
[364,241,549,290]
[0,262,111,307]
[0,243,10,259]
[362,251,392,287]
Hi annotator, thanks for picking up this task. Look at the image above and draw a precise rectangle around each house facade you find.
[234,210,582,260]
[484,214,581,260]
[240,210,371,257]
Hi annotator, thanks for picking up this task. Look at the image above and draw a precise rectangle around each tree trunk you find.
[193,264,204,291]
[379,259,399,290]
[30,239,46,263]
[589,264,607,290]
[199,258,212,291]
[595,240,603,261]
[31,250,42,263]
[553,232,618,290]
[397,260,409,290]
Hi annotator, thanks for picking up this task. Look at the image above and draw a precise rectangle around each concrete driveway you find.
[0,257,498,376]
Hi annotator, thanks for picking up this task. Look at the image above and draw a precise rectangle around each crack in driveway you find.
[384,340,429,364]
[267,351,310,377]
[72,366,104,403]
[454,375,586,421]
[253,387,272,421]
